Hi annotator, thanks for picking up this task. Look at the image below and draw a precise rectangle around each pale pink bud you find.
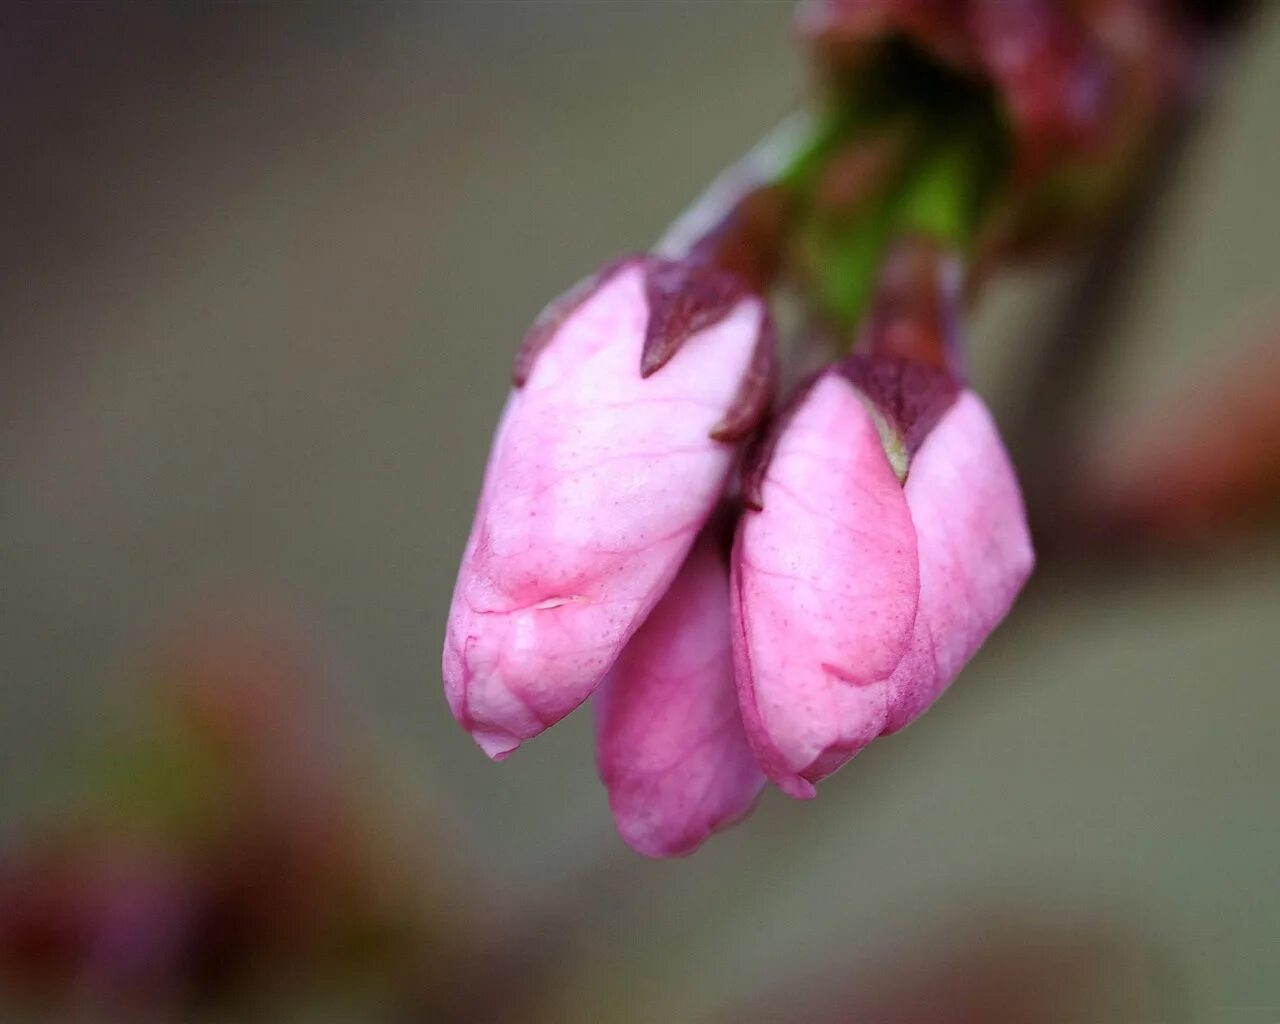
[444,259,773,760]
[732,359,1032,798]
[594,531,764,858]
[731,368,921,799]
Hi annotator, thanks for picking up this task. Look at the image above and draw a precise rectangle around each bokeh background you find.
[2,2,1277,1021]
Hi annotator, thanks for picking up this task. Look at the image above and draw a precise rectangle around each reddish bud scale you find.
[859,236,965,372]
[685,184,792,293]
[839,354,961,456]
[641,259,748,378]
[799,0,1115,188]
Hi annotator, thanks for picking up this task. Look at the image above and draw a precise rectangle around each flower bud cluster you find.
[436,0,1227,855]
[444,218,1032,854]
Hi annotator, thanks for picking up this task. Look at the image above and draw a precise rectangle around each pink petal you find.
[595,533,765,858]
[444,265,765,759]
[883,390,1035,731]
[731,372,920,798]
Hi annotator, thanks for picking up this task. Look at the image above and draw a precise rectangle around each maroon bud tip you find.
[861,236,966,377]
[641,258,746,379]
[686,184,791,294]
[838,353,960,457]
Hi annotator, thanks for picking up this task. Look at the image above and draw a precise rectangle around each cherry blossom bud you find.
[731,368,922,799]
[444,259,774,760]
[594,531,764,858]
[732,357,1032,798]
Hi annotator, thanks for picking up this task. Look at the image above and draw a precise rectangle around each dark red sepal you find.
[838,352,960,456]
[512,256,638,387]
[800,0,1116,188]
[860,236,965,375]
[640,258,747,378]
[685,184,791,294]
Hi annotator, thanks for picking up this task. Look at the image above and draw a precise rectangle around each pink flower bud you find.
[594,531,764,859]
[444,259,773,760]
[731,369,921,799]
[732,360,1032,798]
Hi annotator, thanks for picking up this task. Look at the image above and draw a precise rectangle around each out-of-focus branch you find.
[1077,318,1280,550]
[1007,104,1195,549]
[1007,3,1266,558]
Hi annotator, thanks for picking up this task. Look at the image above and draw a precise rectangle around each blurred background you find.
[1,2,1277,1021]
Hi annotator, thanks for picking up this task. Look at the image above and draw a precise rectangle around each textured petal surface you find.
[444,265,764,758]
[882,390,1035,732]
[595,534,764,858]
[732,372,920,798]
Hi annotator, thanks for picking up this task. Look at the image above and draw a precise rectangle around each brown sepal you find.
[641,258,747,378]
[801,0,1118,189]
[839,352,960,457]
[512,256,638,387]
[860,236,965,375]
[686,184,791,294]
